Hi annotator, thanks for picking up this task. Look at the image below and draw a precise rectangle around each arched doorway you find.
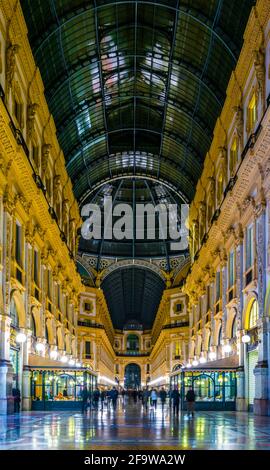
[124,363,141,390]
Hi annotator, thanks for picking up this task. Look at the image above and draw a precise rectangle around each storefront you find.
[30,366,97,410]
[170,367,237,411]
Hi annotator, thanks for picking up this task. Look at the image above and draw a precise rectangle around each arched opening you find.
[126,334,140,352]
[244,299,259,411]
[245,299,259,330]
[10,296,19,328]
[31,313,37,338]
[124,363,141,390]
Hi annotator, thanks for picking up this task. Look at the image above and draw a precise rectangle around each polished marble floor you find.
[0,398,270,450]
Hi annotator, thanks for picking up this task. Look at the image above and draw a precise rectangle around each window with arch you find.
[247,91,258,133]
[10,296,19,327]
[231,314,237,338]
[248,300,259,330]
[31,143,39,171]
[45,172,52,203]
[31,313,37,338]
[217,174,223,203]
[229,136,238,174]
[218,325,222,345]
[126,334,139,352]
[45,324,49,344]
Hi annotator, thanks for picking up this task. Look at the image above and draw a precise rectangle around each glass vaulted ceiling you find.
[22,0,255,206]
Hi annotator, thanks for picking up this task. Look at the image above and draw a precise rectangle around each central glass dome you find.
[79,177,186,260]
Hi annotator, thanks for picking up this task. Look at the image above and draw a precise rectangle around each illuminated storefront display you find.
[30,367,97,410]
[171,369,237,410]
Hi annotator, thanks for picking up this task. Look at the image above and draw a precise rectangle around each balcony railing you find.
[78,320,104,329]
[162,321,189,330]
[115,351,150,357]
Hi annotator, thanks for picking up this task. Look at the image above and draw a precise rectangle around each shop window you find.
[229,137,238,174]
[247,92,258,133]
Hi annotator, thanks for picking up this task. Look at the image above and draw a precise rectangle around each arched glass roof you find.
[21,0,255,329]
[101,266,165,330]
[22,0,255,205]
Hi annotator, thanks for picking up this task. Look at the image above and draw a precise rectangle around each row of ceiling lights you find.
[16,332,82,368]
[183,334,252,368]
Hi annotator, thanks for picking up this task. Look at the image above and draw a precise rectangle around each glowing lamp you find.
[16,332,27,343]
[242,334,251,344]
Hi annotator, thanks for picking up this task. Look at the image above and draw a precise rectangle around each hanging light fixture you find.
[192,359,198,366]
[242,334,251,344]
[223,344,232,354]
[50,350,58,360]
[60,355,68,363]
[199,356,207,364]
[36,342,45,353]
[16,332,27,343]
[209,351,217,360]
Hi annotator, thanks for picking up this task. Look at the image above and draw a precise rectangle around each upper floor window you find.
[85,341,91,358]
[229,137,238,174]
[206,285,211,310]
[216,271,221,302]
[15,222,22,267]
[217,174,223,203]
[10,297,19,327]
[32,144,39,171]
[126,334,139,351]
[33,249,40,286]
[14,98,23,128]
[15,222,23,283]
[47,269,52,301]
[228,250,235,288]
[245,224,254,271]
[247,92,258,133]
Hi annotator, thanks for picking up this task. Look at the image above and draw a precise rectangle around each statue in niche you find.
[254,45,265,101]
[27,103,39,140]
[6,43,20,88]
[42,144,51,173]
[233,106,244,145]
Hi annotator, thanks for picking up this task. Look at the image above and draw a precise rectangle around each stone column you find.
[0,314,13,414]
[254,318,270,415]
[254,209,269,415]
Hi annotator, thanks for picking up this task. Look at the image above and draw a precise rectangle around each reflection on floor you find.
[0,398,270,450]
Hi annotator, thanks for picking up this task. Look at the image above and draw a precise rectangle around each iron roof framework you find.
[21,0,255,329]
[101,266,165,329]
[22,0,255,205]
